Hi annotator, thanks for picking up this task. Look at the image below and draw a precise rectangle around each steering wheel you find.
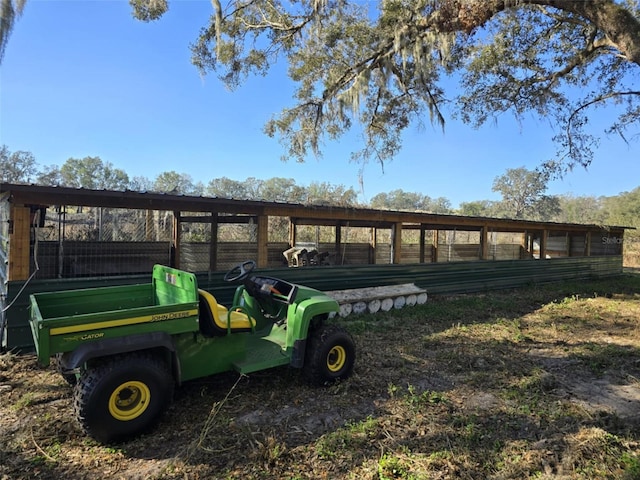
[223,260,257,283]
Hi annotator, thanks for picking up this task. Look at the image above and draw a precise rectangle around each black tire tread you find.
[73,352,173,443]
[303,324,356,386]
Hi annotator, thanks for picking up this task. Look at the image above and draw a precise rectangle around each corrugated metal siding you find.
[4,255,622,352]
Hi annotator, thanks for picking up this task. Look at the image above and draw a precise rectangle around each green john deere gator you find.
[29,261,355,443]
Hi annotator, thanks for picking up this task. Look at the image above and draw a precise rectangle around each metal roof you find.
[0,182,632,232]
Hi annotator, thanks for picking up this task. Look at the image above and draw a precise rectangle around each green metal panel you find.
[3,256,623,351]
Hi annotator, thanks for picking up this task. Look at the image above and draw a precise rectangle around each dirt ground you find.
[2,273,640,479]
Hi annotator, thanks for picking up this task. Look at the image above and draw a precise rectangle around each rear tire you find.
[55,353,77,386]
[303,324,356,385]
[73,352,174,444]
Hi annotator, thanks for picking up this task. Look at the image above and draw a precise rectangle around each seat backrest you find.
[198,290,221,337]
[198,289,254,336]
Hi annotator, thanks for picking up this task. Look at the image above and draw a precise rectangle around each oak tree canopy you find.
[2,1,639,172]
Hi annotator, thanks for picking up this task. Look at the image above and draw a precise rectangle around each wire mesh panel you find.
[488,231,525,261]
[437,230,481,262]
[35,206,171,278]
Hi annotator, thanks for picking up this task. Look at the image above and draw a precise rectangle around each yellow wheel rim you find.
[108,381,151,421]
[327,345,347,372]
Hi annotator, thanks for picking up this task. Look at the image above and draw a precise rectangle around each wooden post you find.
[336,222,342,264]
[209,213,218,271]
[391,222,402,264]
[540,229,548,259]
[172,211,181,268]
[257,214,269,268]
[8,205,31,281]
[145,210,153,241]
[481,225,489,260]
[585,231,591,256]
[419,226,426,263]
[432,229,439,263]
[288,219,296,248]
[370,227,377,264]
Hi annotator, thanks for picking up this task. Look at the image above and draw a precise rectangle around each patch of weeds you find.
[11,392,35,410]
[387,383,399,398]
[498,318,530,343]
[572,343,638,375]
[343,318,368,335]
[621,452,640,480]
[500,369,557,415]
[254,435,286,466]
[404,385,447,412]
[568,428,633,478]
[102,446,124,455]
[450,413,483,446]
[45,441,62,460]
[377,453,416,480]
[315,417,378,460]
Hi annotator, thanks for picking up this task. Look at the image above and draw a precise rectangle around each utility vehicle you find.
[29,261,355,443]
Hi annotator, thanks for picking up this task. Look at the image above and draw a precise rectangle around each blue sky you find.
[1,0,638,208]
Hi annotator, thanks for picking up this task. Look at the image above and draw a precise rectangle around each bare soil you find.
[2,273,640,479]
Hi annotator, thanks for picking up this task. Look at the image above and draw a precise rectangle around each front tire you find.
[73,353,174,444]
[303,324,356,385]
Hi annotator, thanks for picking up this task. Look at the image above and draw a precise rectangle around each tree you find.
[206,176,261,199]
[602,187,640,228]
[129,175,154,192]
[35,164,63,186]
[0,145,37,183]
[553,194,606,224]
[152,171,200,195]
[136,0,638,172]
[458,200,498,218]
[370,189,451,213]
[0,0,26,61]
[60,157,130,190]
[258,177,306,203]
[491,166,560,220]
[305,181,358,207]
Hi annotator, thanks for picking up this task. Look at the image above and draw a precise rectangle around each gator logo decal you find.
[64,332,105,342]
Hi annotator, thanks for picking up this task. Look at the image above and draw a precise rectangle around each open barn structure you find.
[0,183,630,350]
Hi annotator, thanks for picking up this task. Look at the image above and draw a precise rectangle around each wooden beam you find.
[2,184,632,237]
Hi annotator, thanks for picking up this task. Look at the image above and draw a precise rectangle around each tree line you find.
[1,145,639,233]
